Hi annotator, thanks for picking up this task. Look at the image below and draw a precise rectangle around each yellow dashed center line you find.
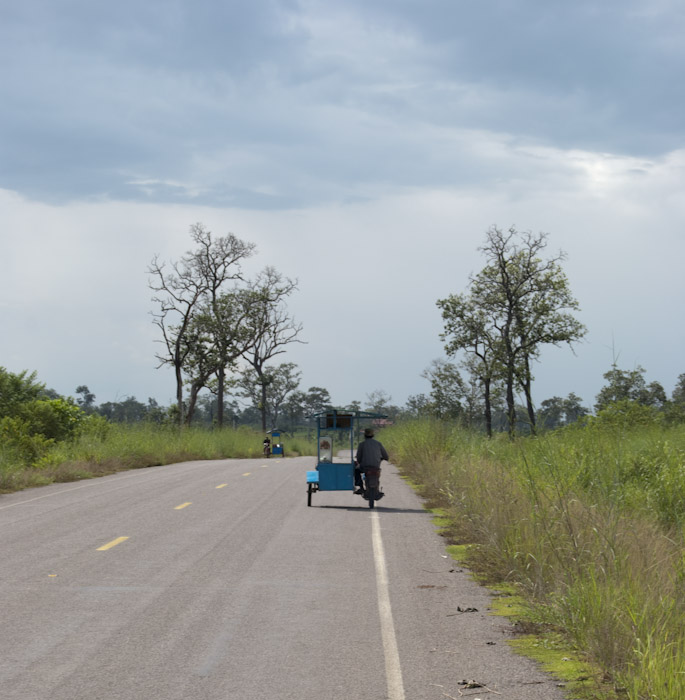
[97,537,129,551]
[242,472,251,477]
[174,502,192,510]
[216,483,228,489]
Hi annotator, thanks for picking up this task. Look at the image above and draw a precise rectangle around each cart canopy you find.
[306,408,388,431]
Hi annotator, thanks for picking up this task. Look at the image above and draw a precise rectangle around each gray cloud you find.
[2,0,683,208]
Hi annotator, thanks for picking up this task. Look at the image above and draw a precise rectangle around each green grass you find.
[0,423,317,493]
[383,418,685,700]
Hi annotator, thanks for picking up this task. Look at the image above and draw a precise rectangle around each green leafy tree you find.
[563,392,589,423]
[595,365,666,413]
[403,394,432,419]
[664,373,685,423]
[673,374,685,406]
[283,386,333,428]
[439,226,586,436]
[421,359,467,421]
[302,387,333,416]
[477,227,586,434]
[282,390,307,430]
[438,283,505,437]
[238,362,301,430]
[539,393,589,429]
[75,385,96,413]
[97,396,148,422]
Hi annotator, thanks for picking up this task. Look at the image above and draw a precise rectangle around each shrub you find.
[0,416,55,465]
[17,398,84,441]
[0,367,45,417]
[589,400,662,430]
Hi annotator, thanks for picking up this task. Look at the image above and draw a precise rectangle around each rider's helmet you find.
[364,428,374,438]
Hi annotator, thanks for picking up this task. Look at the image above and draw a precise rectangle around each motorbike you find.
[361,466,384,509]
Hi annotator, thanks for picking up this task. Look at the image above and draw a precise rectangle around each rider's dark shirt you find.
[356,437,389,468]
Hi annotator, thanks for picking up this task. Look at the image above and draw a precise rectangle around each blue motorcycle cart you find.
[306,409,387,508]
[269,430,284,457]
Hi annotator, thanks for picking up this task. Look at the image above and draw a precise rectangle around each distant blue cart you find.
[306,409,387,507]
[269,430,284,457]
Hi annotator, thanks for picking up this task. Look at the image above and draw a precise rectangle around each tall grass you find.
[0,422,316,493]
[384,418,685,699]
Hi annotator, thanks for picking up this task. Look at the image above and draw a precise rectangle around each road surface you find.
[0,456,567,699]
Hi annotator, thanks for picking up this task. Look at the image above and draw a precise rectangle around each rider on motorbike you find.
[354,428,389,496]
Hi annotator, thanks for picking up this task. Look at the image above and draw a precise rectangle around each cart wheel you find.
[307,483,313,507]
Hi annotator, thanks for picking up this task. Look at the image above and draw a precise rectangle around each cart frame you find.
[305,408,387,506]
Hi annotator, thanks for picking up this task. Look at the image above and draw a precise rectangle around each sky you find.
[1,0,684,413]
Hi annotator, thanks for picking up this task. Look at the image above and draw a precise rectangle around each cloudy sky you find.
[1,0,684,413]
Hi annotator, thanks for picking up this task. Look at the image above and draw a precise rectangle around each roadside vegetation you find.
[1,418,317,493]
[0,368,315,493]
[0,419,316,493]
[383,412,685,700]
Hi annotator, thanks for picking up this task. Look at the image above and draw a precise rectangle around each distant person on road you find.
[263,436,271,457]
[354,428,389,495]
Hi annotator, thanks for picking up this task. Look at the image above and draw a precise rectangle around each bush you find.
[0,367,44,417]
[0,416,55,465]
[589,400,662,430]
[17,398,84,441]
[78,413,111,441]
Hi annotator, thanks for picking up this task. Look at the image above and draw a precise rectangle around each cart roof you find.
[305,408,388,420]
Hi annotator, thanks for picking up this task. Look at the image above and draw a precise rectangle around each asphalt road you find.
[0,456,568,700]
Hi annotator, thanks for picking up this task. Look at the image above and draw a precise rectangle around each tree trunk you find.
[217,368,225,428]
[521,355,537,435]
[185,379,204,425]
[502,315,516,438]
[258,370,268,432]
[175,362,184,427]
[505,363,516,438]
[483,377,493,438]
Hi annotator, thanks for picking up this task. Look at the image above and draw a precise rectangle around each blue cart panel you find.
[317,462,354,491]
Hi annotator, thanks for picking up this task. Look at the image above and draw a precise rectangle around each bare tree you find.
[148,223,255,426]
[365,390,392,413]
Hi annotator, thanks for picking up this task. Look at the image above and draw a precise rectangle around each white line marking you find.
[0,464,199,511]
[0,473,146,510]
[371,511,406,700]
